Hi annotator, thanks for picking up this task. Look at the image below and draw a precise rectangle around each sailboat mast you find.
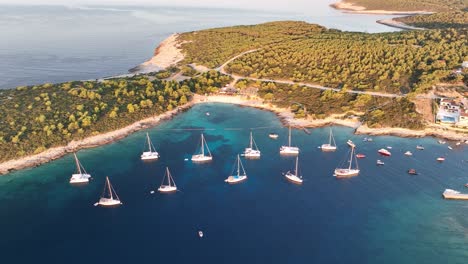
[288,126,291,147]
[74,153,82,174]
[167,167,171,187]
[147,133,152,152]
[349,147,354,170]
[237,155,240,176]
[295,156,298,176]
[249,131,253,149]
[329,129,332,145]
[201,134,205,156]
[107,177,113,200]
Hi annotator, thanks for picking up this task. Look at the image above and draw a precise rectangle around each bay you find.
[0,103,467,263]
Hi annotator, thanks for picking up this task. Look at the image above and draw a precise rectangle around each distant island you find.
[0,19,467,174]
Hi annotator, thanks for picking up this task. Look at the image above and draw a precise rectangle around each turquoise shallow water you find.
[0,103,467,263]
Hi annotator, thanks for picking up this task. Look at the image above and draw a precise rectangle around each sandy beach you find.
[331,1,433,15]
[129,34,185,73]
[376,19,425,30]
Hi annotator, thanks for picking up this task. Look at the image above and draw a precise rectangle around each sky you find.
[0,0,321,11]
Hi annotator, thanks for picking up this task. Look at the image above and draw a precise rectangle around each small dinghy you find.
[198,231,204,238]
[437,157,445,162]
[416,145,424,150]
[356,154,366,159]
[404,151,413,156]
[376,160,385,166]
[269,133,279,139]
[407,169,418,175]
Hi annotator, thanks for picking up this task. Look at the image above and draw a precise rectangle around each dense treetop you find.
[339,0,468,12]
[179,21,467,94]
[0,71,231,162]
[395,11,468,29]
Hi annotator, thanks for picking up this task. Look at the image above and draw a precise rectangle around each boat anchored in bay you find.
[321,128,337,152]
[192,133,213,162]
[141,132,159,161]
[95,176,122,207]
[157,167,177,193]
[334,146,360,178]
[280,126,299,155]
[69,153,91,184]
[283,156,303,184]
[225,154,247,184]
[243,131,261,158]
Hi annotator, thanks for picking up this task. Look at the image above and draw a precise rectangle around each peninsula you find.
[0,20,467,175]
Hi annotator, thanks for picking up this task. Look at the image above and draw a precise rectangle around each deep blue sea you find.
[0,103,467,264]
[0,1,403,89]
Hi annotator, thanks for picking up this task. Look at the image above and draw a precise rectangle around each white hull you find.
[443,189,468,200]
[280,146,299,155]
[269,134,279,139]
[158,185,177,193]
[244,148,261,158]
[141,151,159,160]
[97,198,122,207]
[334,169,360,178]
[284,172,303,184]
[347,140,355,147]
[225,175,247,184]
[191,154,212,162]
[70,173,91,184]
[321,144,336,152]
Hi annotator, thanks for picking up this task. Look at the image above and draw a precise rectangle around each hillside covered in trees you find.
[0,72,231,162]
[337,0,467,12]
[180,21,467,95]
[395,11,468,29]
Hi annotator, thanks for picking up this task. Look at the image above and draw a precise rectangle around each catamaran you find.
[96,176,122,207]
[283,156,303,184]
[70,153,91,184]
[141,132,159,161]
[243,131,261,158]
[225,154,247,184]
[321,128,337,152]
[158,167,177,193]
[334,146,360,178]
[192,133,213,162]
[280,126,299,155]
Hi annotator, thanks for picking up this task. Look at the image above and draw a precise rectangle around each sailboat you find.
[158,167,177,193]
[334,146,360,178]
[280,126,299,155]
[141,132,159,161]
[283,156,303,184]
[96,176,122,207]
[191,133,213,162]
[225,154,247,184]
[321,128,337,152]
[243,131,261,158]
[69,153,91,184]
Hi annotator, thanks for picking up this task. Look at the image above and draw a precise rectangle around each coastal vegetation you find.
[0,72,231,162]
[240,80,424,129]
[395,11,468,29]
[336,0,467,12]
[180,21,467,94]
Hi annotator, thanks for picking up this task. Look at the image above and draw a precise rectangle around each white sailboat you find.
[280,126,299,155]
[225,154,247,184]
[283,156,303,184]
[96,176,122,207]
[243,131,261,158]
[141,132,159,161]
[69,153,91,184]
[191,133,213,162]
[321,128,337,152]
[334,146,360,178]
[158,167,177,193]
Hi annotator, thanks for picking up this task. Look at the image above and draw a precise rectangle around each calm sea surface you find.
[0,1,402,89]
[0,103,467,263]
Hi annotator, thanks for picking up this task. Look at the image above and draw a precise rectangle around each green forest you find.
[339,0,467,12]
[395,11,468,29]
[180,21,467,94]
[0,71,231,162]
[238,80,424,129]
